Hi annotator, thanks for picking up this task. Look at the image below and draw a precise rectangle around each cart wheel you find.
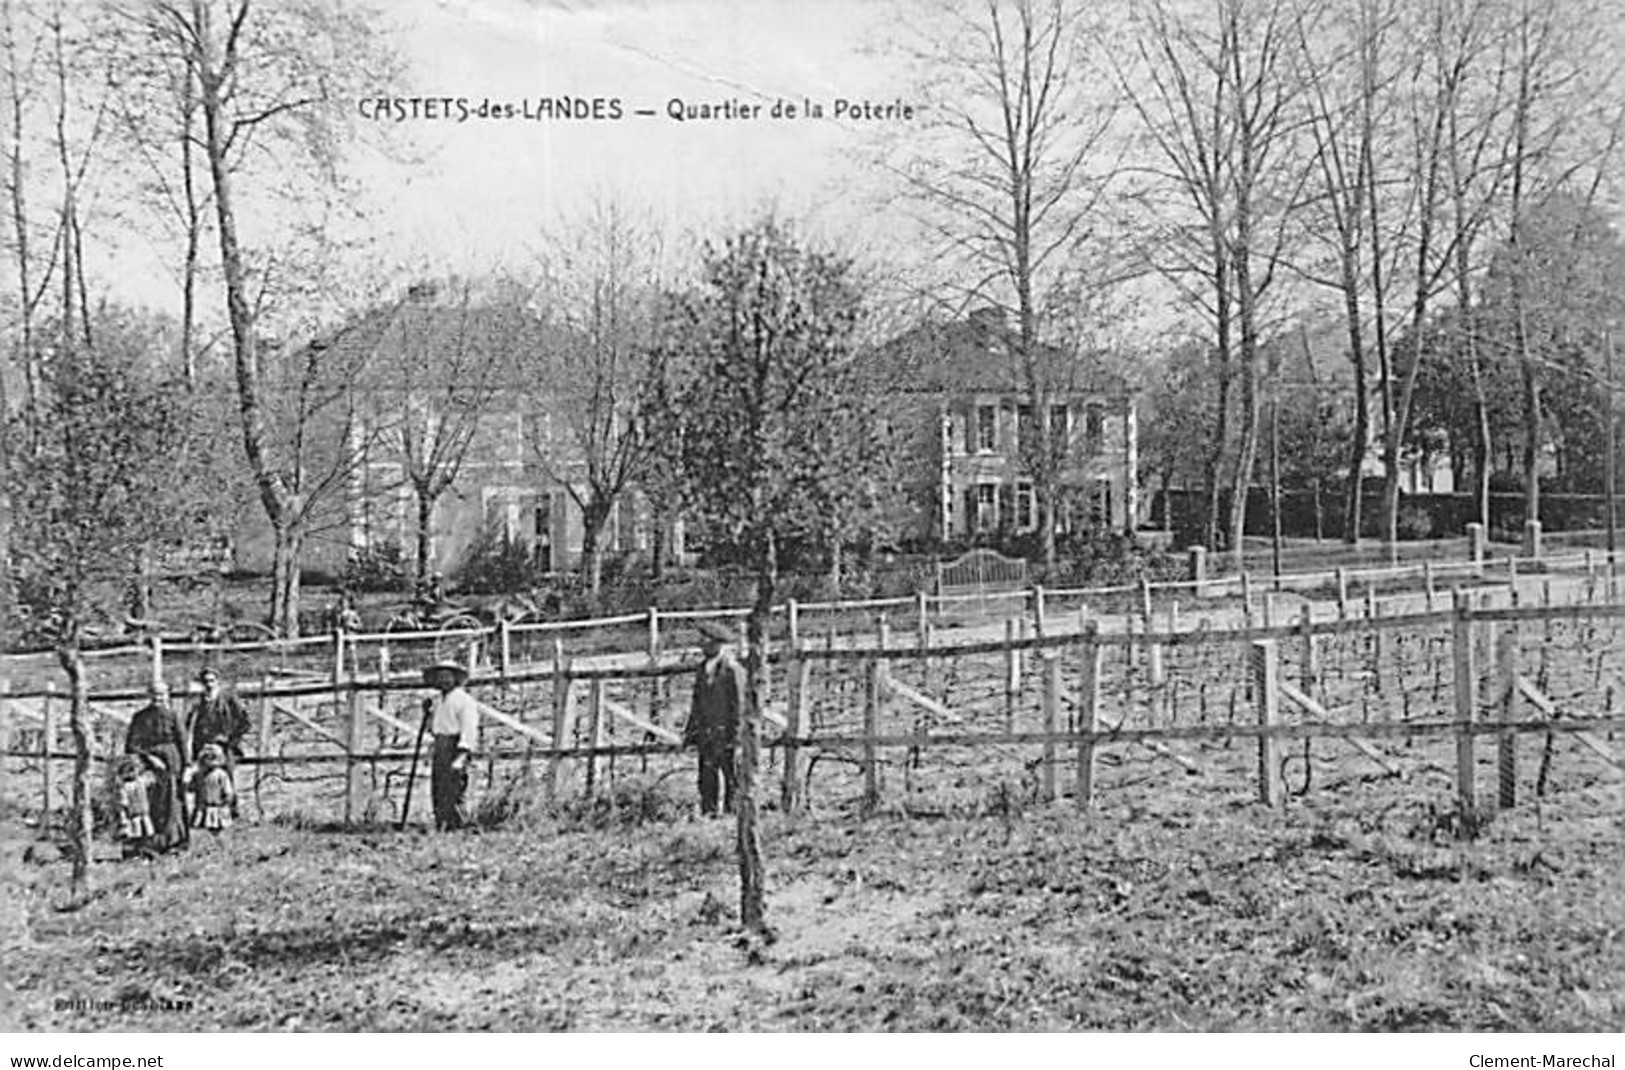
[433,616,486,664]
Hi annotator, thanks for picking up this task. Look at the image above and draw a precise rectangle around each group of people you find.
[118,665,249,858]
[114,619,755,848]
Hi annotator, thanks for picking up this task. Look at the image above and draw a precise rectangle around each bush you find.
[453,525,548,595]
[1049,531,1186,588]
[1396,504,1437,541]
[343,541,409,593]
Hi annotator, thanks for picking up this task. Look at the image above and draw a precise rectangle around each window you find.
[1089,479,1112,527]
[522,411,552,460]
[976,404,997,453]
[483,487,526,541]
[975,482,998,532]
[1050,404,1071,450]
[532,493,555,570]
[1016,481,1035,531]
[1085,402,1105,452]
[1015,404,1034,455]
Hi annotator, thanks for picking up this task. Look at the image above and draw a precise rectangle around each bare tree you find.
[521,202,665,600]
[1287,0,1404,542]
[1499,0,1619,527]
[893,0,1123,570]
[375,278,526,589]
[102,3,217,386]
[136,0,398,635]
[1376,0,1506,555]
[1120,0,1306,568]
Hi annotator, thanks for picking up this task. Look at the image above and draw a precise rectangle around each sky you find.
[352,0,925,279]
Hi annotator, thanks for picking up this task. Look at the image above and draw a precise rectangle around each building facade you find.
[883,310,1139,545]
[234,297,1137,579]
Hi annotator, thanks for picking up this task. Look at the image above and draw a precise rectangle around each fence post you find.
[1467,522,1486,570]
[1004,619,1019,734]
[863,657,881,812]
[498,620,512,680]
[1252,639,1282,807]
[1187,546,1207,598]
[1075,622,1102,810]
[548,639,571,801]
[782,644,807,816]
[1041,651,1059,803]
[1241,571,1253,617]
[337,629,360,825]
[1523,518,1542,561]
[1032,584,1047,638]
[1453,590,1478,823]
[41,682,57,816]
[1496,625,1518,811]
[1424,561,1436,611]
[1336,568,1349,619]
[1299,604,1317,692]
[585,678,604,800]
[149,633,164,693]
[915,591,928,642]
[256,672,272,815]
[1369,593,1384,694]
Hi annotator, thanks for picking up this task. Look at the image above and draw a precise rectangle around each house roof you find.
[302,283,551,391]
[872,310,1132,398]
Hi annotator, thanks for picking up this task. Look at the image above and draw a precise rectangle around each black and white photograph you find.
[1,0,1623,1045]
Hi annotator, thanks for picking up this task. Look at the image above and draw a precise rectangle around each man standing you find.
[422,660,479,831]
[683,621,747,817]
[187,666,250,814]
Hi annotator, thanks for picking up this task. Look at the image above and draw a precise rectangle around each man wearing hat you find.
[422,660,479,831]
[187,666,251,815]
[683,621,748,817]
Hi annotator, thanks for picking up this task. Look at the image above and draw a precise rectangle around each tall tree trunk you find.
[58,642,92,901]
[415,489,434,587]
[271,524,302,638]
[737,535,773,935]
[580,501,608,600]
[1340,266,1368,544]
[1228,230,1262,572]
[194,1,299,634]
[1519,316,1541,523]
[1201,311,1234,552]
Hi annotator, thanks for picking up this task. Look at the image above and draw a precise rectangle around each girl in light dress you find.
[115,755,155,843]
[192,743,236,832]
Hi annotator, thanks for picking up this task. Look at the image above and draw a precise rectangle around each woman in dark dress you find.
[123,683,190,856]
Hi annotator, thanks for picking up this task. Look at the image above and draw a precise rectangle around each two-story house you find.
[233,283,659,578]
[234,296,1137,580]
[879,308,1139,544]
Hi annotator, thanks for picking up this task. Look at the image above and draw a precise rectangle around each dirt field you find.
[4,755,1620,1032]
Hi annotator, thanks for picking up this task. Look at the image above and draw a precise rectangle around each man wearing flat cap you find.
[422,660,479,831]
[187,666,250,817]
[683,620,748,817]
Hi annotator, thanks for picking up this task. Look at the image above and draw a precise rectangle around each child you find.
[115,755,155,843]
[193,744,236,832]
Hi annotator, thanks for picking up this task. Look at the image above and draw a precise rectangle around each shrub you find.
[343,541,409,593]
[453,525,548,595]
[1396,504,1436,541]
[1049,531,1185,587]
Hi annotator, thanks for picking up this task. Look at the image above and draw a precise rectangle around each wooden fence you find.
[5,586,1621,828]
